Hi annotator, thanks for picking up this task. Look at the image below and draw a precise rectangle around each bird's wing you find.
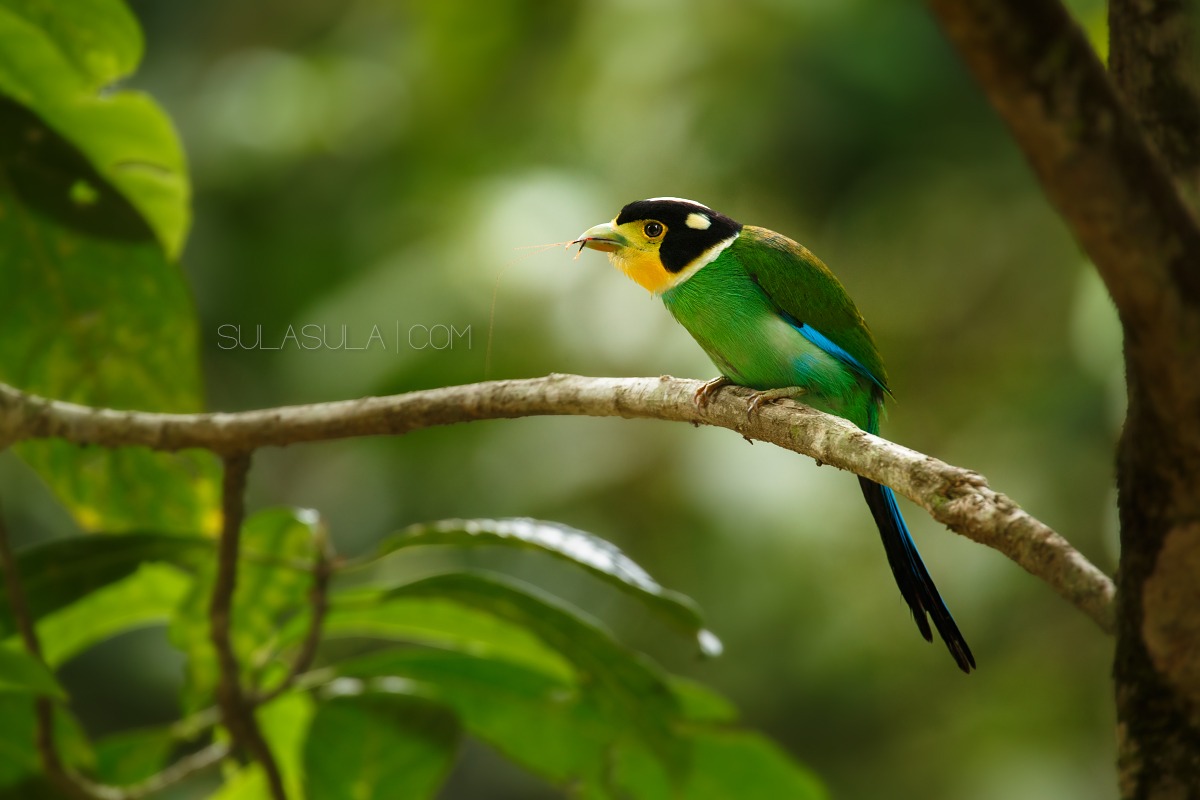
[733,225,891,396]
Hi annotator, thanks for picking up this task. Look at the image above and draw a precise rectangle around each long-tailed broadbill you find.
[574,197,974,672]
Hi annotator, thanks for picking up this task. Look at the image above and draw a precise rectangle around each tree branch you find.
[0,374,1115,633]
[0,497,122,800]
[1109,0,1200,186]
[0,501,78,798]
[255,524,333,706]
[209,453,286,800]
[107,742,230,800]
[0,488,236,799]
[923,3,1200,791]
[925,0,1200,387]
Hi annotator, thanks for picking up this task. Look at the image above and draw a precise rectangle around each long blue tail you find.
[858,477,975,672]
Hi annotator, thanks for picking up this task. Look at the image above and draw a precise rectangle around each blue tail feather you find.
[858,477,975,672]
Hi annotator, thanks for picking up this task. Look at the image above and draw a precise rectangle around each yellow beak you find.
[573,222,628,253]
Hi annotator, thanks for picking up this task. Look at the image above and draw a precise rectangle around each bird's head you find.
[574,197,743,294]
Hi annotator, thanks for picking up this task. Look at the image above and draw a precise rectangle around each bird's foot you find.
[693,376,733,409]
[746,386,807,419]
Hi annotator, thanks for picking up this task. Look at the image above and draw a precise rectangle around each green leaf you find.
[0,1,188,255]
[333,648,822,800]
[170,508,320,712]
[0,643,63,698]
[208,764,267,800]
[0,533,209,641]
[0,0,143,91]
[13,445,218,536]
[385,571,688,782]
[668,677,738,724]
[36,562,191,668]
[290,588,575,682]
[304,689,460,800]
[376,518,722,657]
[684,731,826,800]
[0,695,41,787]
[206,694,314,800]
[613,729,828,800]
[257,691,314,800]
[336,648,618,791]
[0,695,92,789]
[0,96,214,534]
[94,727,173,787]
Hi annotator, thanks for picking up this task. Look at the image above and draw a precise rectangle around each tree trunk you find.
[925,1,1200,797]
[1110,2,1200,797]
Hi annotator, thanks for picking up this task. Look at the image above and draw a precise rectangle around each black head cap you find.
[615,198,743,273]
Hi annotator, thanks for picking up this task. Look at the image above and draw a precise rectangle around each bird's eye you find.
[644,221,664,238]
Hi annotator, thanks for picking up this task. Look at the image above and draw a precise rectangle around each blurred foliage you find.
[0,0,1124,798]
[0,0,215,535]
[0,0,189,256]
[0,516,825,799]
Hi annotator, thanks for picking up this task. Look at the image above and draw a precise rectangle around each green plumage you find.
[662,226,885,432]
[577,198,974,672]
[733,228,889,394]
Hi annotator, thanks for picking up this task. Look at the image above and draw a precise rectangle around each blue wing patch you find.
[790,318,890,396]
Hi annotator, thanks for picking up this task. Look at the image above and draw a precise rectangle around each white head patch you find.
[685,212,711,230]
[645,196,708,207]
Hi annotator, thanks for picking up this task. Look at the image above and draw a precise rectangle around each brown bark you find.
[926,0,1200,797]
[1110,0,1200,190]
[208,453,287,800]
[1109,1,1200,797]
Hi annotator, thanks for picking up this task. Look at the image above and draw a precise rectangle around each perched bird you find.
[574,197,974,672]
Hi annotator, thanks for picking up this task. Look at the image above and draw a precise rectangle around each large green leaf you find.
[35,562,191,668]
[375,518,721,657]
[0,95,214,534]
[205,694,315,800]
[169,508,320,712]
[334,648,824,800]
[0,700,43,787]
[283,588,575,682]
[304,689,460,800]
[336,648,625,792]
[0,0,142,91]
[684,731,826,800]
[208,765,267,800]
[257,691,313,800]
[668,677,738,725]
[0,0,187,255]
[612,729,828,800]
[0,695,92,789]
[384,571,688,782]
[93,727,173,787]
[0,643,63,698]
[0,533,209,640]
[0,0,206,535]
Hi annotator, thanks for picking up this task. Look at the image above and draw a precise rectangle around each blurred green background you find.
[3,0,1122,797]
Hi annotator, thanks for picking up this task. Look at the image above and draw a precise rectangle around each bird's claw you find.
[745,387,807,420]
[693,376,733,409]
